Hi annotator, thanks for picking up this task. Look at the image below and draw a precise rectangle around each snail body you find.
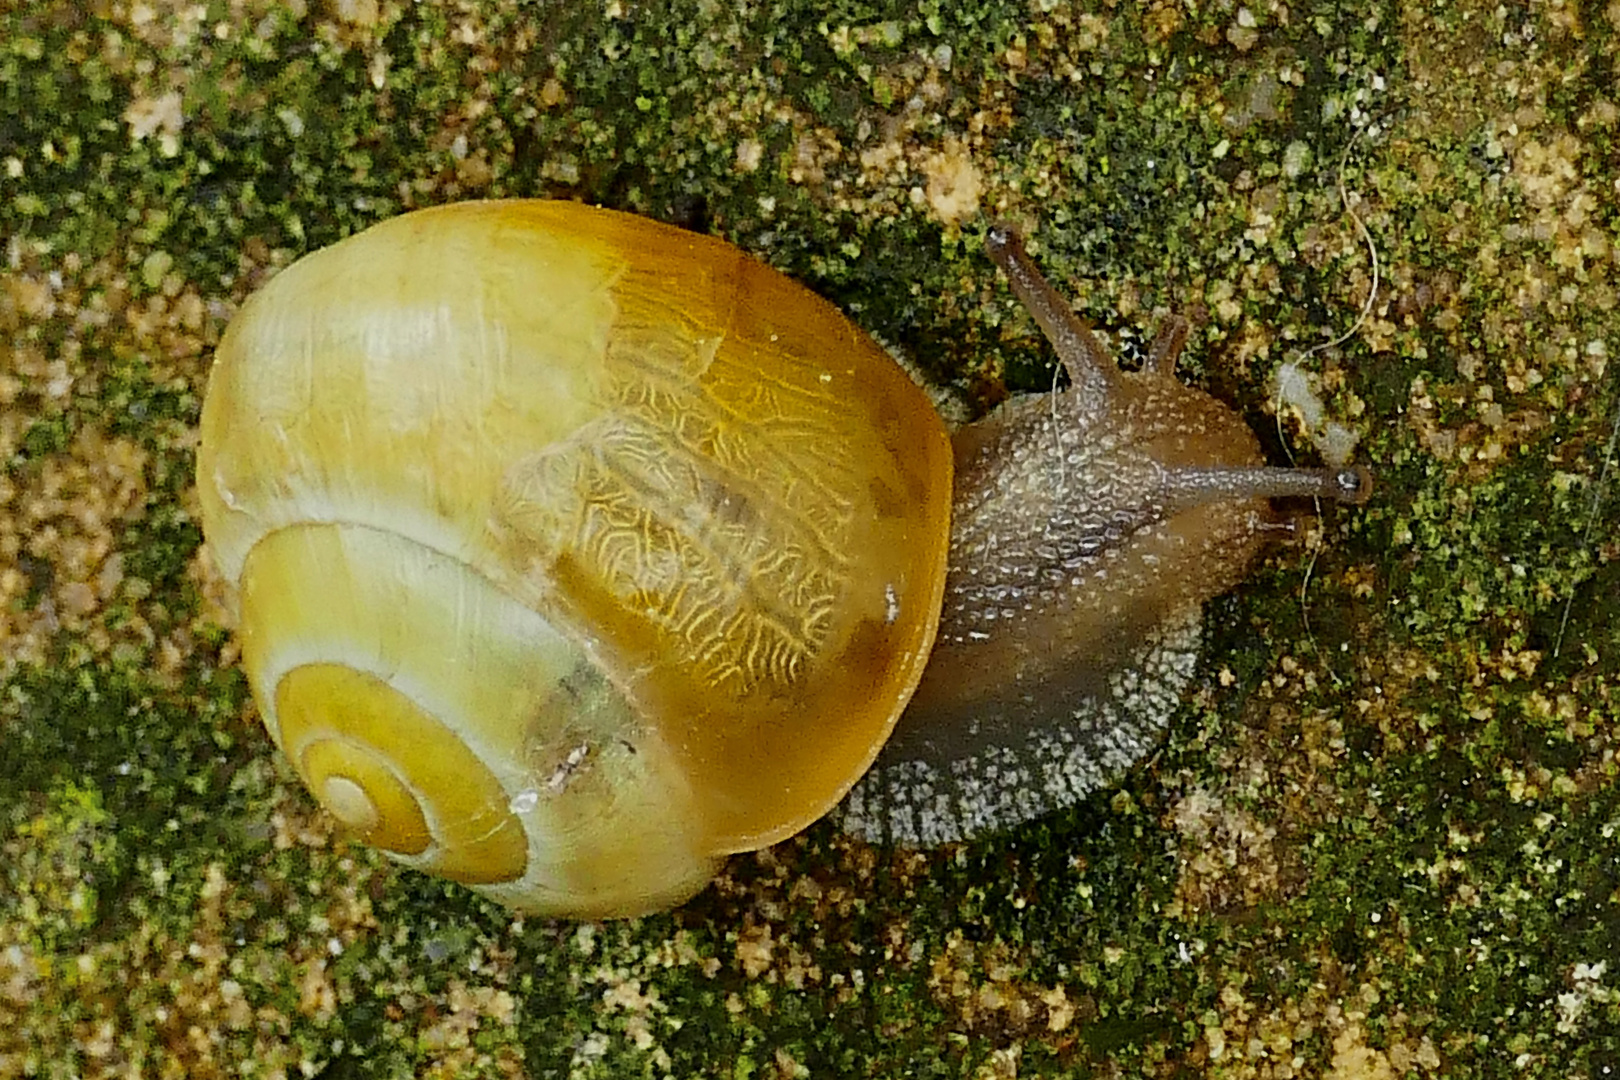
[198,200,1368,917]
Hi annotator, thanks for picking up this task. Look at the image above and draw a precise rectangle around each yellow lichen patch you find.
[331,0,382,28]
[417,980,519,1070]
[923,140,983,227]
[1160,680,1341,920]
[122,89,185,146]
[735,920,776,979]
[1168,786,1286,915]
[1189,957,1446,1077]
[113,0,229,50]
[0,425,150,676]
[924,930,1083,1039]
[0,242,219,671]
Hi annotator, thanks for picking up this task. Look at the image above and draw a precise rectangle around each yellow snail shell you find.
[198,201,953,917]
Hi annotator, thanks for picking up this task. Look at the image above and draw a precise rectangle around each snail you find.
[197,200,1370,918]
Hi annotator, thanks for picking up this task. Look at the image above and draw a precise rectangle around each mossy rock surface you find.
[3,2,1618,1076]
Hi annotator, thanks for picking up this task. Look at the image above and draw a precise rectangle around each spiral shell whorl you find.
[236,521,718,916]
